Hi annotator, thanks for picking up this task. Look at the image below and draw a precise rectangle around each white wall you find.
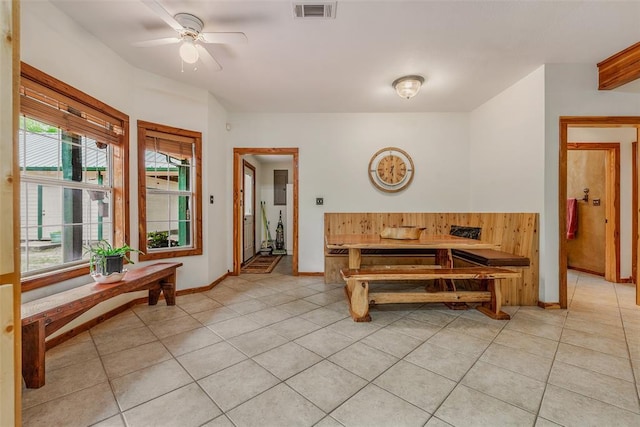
[469,67,545,212]
[568,127,637,279]
[469,66,546,296]
[226,113,471,272]
[206,94,231,275]
[544,64,640,302]
[21,2,230,311]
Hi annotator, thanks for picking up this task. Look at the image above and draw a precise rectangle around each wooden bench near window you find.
[341,266,520,322]
[21,262,182,389]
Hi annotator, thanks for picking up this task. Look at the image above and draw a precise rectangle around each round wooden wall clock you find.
[368,147,414,192]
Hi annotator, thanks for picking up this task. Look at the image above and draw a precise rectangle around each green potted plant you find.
[85,240,143,283]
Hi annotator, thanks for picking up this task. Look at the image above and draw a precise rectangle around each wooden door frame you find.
[559,117,640,308]
[233,148,299,276]
[566,143,620,281]
[0,0,21,423]
[241,159,256,263]
[633,141,638,285]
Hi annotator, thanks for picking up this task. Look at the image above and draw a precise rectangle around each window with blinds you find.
[137,121,203,260]
[19,63,129,287]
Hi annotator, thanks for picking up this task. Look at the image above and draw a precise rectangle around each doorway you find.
[559,117,640,308]
[566,143,620,281]
[233,148,299,276]
[242,160,256,264]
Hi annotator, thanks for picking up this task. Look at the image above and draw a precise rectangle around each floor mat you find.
[241,254,283,274]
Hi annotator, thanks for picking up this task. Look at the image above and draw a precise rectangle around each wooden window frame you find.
[19,63,129,292]
[137,120,202,260]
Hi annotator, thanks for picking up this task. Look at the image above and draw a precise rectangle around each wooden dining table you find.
[325,233,498,269]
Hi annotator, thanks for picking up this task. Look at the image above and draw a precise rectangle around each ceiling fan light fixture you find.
[179,38,199,64]
[392,75,425,99]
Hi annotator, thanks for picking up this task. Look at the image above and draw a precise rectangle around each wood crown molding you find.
[597,41,640,90]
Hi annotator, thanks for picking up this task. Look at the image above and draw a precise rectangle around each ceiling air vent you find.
[293,2,337,19]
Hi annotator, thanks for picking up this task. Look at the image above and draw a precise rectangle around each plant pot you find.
[50,231,61,243]
[92,269,127,284]
[95,255,125,275]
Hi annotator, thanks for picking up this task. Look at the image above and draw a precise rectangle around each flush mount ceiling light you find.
[392,75,425,99]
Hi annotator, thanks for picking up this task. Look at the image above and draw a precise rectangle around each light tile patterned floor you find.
[22,259,640,426]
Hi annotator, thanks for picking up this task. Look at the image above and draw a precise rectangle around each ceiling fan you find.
[134,0,248,71]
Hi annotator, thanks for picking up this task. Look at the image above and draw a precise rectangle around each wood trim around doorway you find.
[233,148,299,276]
[633,141,638,285]
[242,159,256,263]
[559,117,640,309]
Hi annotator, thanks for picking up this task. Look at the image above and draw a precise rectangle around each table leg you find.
[437,248,468,310]
[348,248,361,269]
[435,249,453,267]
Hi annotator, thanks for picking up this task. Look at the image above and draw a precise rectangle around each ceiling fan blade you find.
[133,37,181,47]
[141,0,184,32]
[196,45,222,71]
[200,32,248,44]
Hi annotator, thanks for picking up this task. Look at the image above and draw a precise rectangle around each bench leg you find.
[476,279,510,320]
[148,286,162,305]
[344,278,371,322]
[161,280,176,306]
[22,319,46,388]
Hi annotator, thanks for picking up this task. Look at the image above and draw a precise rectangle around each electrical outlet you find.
[593,199,600,206]
[210,195,214,204]
[316,197,324,205]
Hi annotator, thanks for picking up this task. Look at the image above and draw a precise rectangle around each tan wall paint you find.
[567,150,606,274]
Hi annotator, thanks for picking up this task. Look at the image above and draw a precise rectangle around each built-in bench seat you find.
[21,262,182,388]
[452,248,530,267]
[341,266,520,322]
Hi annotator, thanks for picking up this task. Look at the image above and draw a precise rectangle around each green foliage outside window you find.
[147,231,178,248]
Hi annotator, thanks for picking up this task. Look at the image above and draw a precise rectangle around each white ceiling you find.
[47,0,640,113]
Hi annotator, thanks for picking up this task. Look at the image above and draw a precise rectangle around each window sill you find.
[21,265,90,292]
[139,247,202,261]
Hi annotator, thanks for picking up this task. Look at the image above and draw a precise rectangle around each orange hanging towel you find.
[567,198,578,239]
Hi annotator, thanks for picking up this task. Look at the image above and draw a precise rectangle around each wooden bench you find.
[340,266,520,322]
[21,262,182,389]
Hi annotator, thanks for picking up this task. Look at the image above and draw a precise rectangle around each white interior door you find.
[242,161,255,262]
